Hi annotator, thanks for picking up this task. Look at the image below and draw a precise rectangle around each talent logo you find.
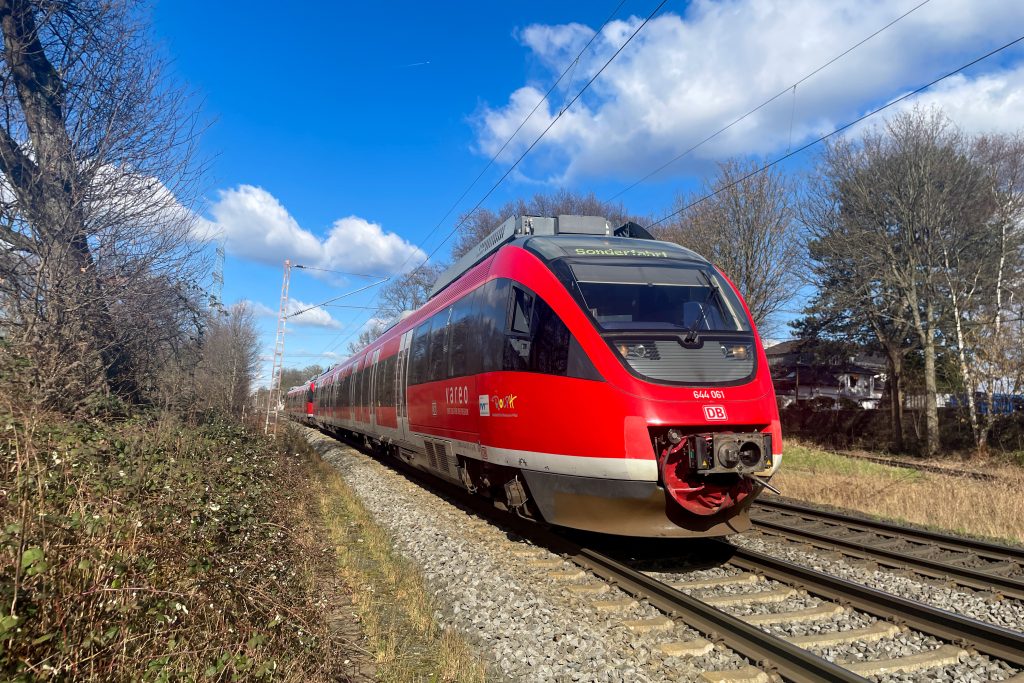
[703,405,728,421]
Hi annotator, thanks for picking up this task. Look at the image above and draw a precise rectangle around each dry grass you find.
[290,431,488,683]
[772,439,1024,544]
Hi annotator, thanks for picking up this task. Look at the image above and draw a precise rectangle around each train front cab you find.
[467,236,782,537]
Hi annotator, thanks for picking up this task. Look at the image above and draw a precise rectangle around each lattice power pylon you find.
[209,237,226,313]
[265,259,291,436]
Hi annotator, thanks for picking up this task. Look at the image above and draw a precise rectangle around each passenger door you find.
[397,329,413,443]
[370,348,381,430]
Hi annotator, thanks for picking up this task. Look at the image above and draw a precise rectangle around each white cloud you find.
[204,185,426,274]
[881,64,1024,135]
[242,299,277,318]
[475,0,1024,181]
[286,298,343,329]
[244,297,342,330]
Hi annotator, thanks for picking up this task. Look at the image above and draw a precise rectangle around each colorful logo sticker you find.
[478,395,490,417]
[491,393,517,411]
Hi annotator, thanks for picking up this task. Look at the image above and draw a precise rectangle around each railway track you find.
[309,427,1024,682]
[568,539,1024,681]
[827,451,999,481]
[751,497,1024,601]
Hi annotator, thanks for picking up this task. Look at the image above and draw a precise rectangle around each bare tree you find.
[804,108,1002,455]
[657,159,803,335]
[347,318,389,355]
[193,302,261,416]
[279,365,325,391]
[329,264,445,356]
[377,264,444,317]
[970,133,1024,447]
[0,0,205,411]
[452,189,635,260]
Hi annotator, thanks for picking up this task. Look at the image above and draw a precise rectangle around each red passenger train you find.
[285,215,781,537]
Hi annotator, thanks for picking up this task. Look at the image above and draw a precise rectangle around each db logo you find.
[703,405,728,421]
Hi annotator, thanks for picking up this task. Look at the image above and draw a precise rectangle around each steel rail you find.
[566,546,869,683]
[751,513,1024,601]
[755,498,1024,562]
[727,544,1024,668]
[822,451,998,481]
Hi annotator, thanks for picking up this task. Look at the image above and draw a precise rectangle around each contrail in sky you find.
[397,60,431,68]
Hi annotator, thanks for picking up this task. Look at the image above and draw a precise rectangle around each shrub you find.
[0,409,350,681]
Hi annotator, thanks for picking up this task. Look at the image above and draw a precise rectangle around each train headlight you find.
[721,343,752,360]
[667,428,683,444]
[616,342,660,360]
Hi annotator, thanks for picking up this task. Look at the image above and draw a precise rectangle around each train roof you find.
[429,214,707,299]
[313,216,714,383]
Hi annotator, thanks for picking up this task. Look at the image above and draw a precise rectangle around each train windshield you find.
[569,262,751,333]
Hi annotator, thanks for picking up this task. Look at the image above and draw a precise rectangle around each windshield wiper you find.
[682,270,720,345]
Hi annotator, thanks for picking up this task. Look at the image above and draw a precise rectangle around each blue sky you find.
[151,0,1024,384]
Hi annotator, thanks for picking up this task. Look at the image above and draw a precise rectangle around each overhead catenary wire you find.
[401,0,630,268]
[285,277,390,320]
[293,264,389,279]
[412,0,671,269]
[322,312,380,355]
[646,32,1024,230]
[317,0,925,360]
[606,0,933,202]
[316,0,666,360]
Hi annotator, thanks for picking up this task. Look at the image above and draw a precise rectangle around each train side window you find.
[389,356,399,405]
[503,285,534,371]
[531,297,571,376]
[377,355,396,406]
[410,319,432,385]
[502,283,602,381]
[350,361,361,406]
[476,278,511,373]
[396,347,407,416]
[361,357,371,406]
[428,308,451,382]
[389,355,398,405]
[448,290,478,378]
[510,286,534,335]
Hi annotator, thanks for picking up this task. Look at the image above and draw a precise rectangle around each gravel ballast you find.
[302,428,753,682]
[301,427,1024,682]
